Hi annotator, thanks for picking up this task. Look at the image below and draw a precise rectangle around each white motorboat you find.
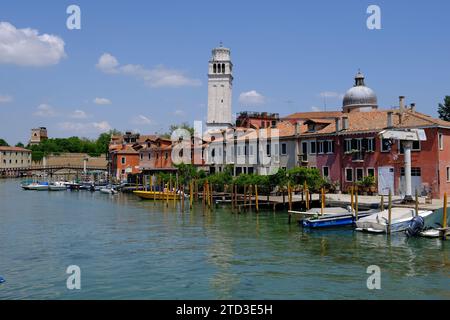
[356,207,434,234]
[100,187,118,195]
[49,182,67,191]
[27,182,49,191]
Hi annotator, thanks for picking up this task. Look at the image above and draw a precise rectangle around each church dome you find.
[343,71,378,112]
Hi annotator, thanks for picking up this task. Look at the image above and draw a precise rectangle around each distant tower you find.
[207,44,233,131]
[29,127,48,145]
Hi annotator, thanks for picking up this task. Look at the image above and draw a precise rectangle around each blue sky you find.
[1,0,449,144]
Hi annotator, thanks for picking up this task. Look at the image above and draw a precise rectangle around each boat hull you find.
[302,213,373,229]
[355,208,434,234]
[133,191,180,200]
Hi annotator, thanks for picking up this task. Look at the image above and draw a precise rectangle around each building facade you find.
[0,146,32,170]
[29,127,48,145]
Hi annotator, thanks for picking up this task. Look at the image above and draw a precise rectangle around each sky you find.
[1,0,450,145]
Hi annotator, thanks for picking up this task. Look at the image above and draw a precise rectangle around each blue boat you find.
[302,210,377,229]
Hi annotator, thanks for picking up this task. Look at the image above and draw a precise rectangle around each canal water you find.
[0,179,449,300]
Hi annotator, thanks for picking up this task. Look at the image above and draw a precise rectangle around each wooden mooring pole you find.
[388,189,392,234]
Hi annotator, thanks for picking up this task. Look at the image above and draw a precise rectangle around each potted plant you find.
[359,175,376,195]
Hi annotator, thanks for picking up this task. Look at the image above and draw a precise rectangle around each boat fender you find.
[406,216,425,237]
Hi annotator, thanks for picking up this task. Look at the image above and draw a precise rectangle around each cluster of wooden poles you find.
[140,175,449,239]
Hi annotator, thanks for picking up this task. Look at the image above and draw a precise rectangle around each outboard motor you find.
[406,216,425,237]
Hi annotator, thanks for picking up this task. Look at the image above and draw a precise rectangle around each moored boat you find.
[49,182,67,191]
[356,207,434,234]
[27,182,49,191]
[301,208,379,229]
[100,187,118,195]
[133,190,180,200]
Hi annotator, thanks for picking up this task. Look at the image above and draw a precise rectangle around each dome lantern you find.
[343,71,378,113]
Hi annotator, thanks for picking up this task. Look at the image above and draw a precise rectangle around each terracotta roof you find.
[112,145,139,155]
[284,111,343,120]
[0,146,31,152]
[302,109,450,136]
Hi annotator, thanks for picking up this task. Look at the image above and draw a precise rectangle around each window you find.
[326,140,334,154]
[281,143,287,155]
[248,167,254,174]
[367,168,375,177]
[302,142,308,162]
[399,140,421,153]
[318,141,324,154]
[148,153,151,160]
[237,146,241,156]
[140,153,143,160]
[366,138,375,152]
[322,166,329,178]
[266,144,271,156]
[447,167,450,182]
[381,139,392,152]
[274,143,279,155]
[165,152,168,160]
[121,157,126,164]
[345,168,353,182]
[356,168,364,181]
[439,133,444,150]
[249,145,254,156]
[345,139,352,153]
[310,141,316,154]
[400,167,422,176]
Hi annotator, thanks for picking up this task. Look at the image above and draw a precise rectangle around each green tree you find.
[0,139,9,146]
[15,142,25,148]
[438,96,450,121]
[162,123,194,139]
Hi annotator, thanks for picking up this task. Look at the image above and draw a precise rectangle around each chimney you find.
[387,111,393,128]
[295,121,303,136]
[410,103,416,112]
[399,96,406,113]
[335,117,341,133]
[342,116,349,130]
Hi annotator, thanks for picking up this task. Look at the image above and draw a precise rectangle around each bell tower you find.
[207,44,233,131]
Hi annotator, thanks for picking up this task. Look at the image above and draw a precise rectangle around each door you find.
[378,166,394,196]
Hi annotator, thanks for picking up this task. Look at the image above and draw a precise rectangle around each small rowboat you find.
[301,209,378,229]
[133,190,181,200]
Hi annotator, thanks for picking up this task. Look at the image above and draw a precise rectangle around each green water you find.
[0,179,448,299]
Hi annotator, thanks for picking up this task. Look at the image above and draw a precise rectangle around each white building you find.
[207,44,233,131]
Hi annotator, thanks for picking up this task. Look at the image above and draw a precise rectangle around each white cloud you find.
[131,115,152,125]
[239,90,266,106]
[311,106,323,112]
[96,53,201,88]
[93,97,112,105]
[319,91,344,99]
[0,94,13,103]
[96,53,119,74]
[58,121,111,133]
[0,22,66,66]
[173,109,186,117]
[33,104,56,117]
[70,110,88,119]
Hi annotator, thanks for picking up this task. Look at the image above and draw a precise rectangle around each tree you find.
[0,139,9,147]
[15,142,25,148]
[162,123,194,139]
[438,96,450,121]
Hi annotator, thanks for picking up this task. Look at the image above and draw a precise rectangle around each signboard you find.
[379,129,427,142]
